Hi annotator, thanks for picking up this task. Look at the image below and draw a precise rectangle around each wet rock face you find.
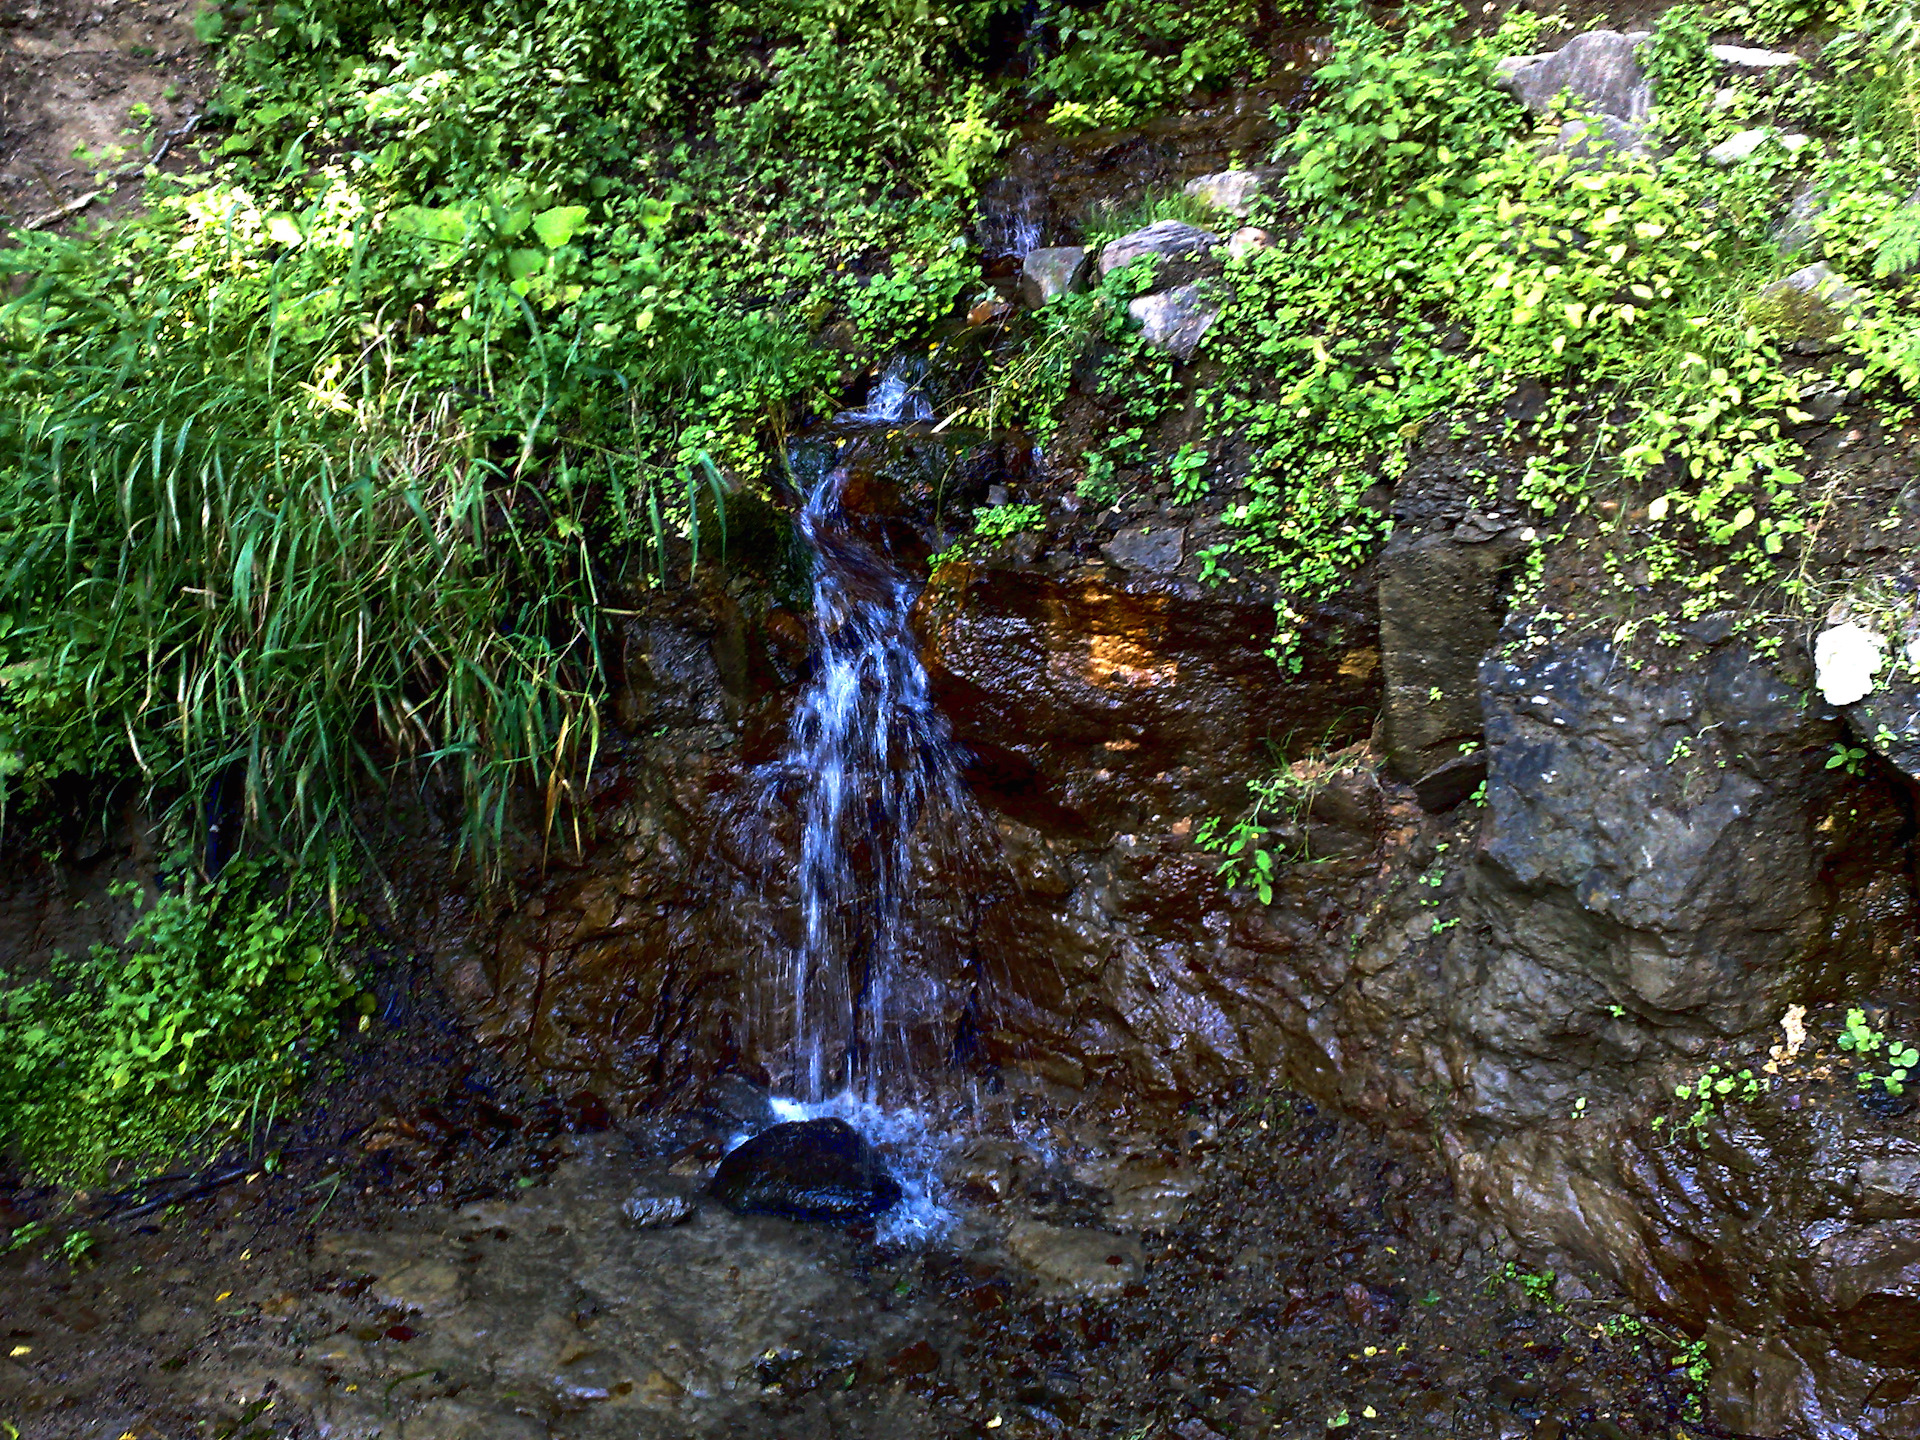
[441,455,1920,1436]
[1472,636,1874,1038]
[920,562,1378,835]
[710,1119,904,1222]
[1376,529,1522,788]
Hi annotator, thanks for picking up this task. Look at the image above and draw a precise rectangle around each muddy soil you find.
[2,970,1696,1440]
[0,0,213,232]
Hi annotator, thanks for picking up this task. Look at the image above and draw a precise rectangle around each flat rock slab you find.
[1711,43,1802,67]
[1097,219,1221,276]
[710,1117,902,1222]
[1101,524,1186,573]
[370,1260,468,1316]
[621,1190,697,1229]
[1006,1220,1143,1297]
[1183,169,1268,218]
[1709,127,1811,164]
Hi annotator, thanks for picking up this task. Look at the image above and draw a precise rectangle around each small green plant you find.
[1829,741,1870,776]
[1168,443,1210,505]
[0,860,353,1180]
[60,1229,95,1269]
[1656,1062,1764,1142]
[929,502,1045,568]
[5,1221,49,1254]
[1489,1260,1558,1307]
[1196,746,1366,899]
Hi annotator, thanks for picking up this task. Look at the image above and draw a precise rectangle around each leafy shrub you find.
[1279,1,1531,219]
[1032,0,1271,122]
[0,861,352,1180]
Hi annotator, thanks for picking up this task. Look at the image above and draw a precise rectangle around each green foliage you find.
[0,0,1036,863]
[1168,443,1209,504]
[0,860,352,1180]
[1279,2,1532,219]
[1829,741,1870,775]
[1032,0,1271,126]
[1196,746,1366,900]
[929,501,1046,568]
[1655,1062,1763,1142]
[1489,1260,1559,1307]
[1873,202,1920,277]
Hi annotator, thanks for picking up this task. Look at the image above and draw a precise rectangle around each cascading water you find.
[735,354,975,1111]
[721,358,984,1240]
[779,444,968,1102]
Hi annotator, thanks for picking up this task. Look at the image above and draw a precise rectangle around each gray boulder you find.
[1019,245,1090,307]
[1097,220,1222,277]
[1752,261,1866,353]
[1127,284,1219,360]
[1500,30,1652,154]
[1101,524,1185,574]
[1502,29,1652,120]
[1182,170,1268,218]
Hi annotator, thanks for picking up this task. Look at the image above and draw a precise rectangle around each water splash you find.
[766,1091,957,1245]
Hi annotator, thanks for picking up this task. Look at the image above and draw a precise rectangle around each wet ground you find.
[2,958,1706,1440]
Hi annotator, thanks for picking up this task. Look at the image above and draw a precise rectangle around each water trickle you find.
[845,354,936,426]
[978,187,1042,261]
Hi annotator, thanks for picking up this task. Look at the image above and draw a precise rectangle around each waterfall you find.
[763,433,969,1103]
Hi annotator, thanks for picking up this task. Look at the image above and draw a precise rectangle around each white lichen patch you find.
[1815,622,1888,706]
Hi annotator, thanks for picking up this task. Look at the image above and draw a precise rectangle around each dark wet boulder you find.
[709,1118,902,1222]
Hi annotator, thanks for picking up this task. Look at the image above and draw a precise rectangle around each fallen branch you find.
[19,113,204,232]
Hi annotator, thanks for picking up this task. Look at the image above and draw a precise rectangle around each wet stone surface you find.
[1,1091,1699,1439]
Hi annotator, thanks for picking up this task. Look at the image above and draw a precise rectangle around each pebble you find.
[370,1261,467,1316]
[620,1190,697,1229]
